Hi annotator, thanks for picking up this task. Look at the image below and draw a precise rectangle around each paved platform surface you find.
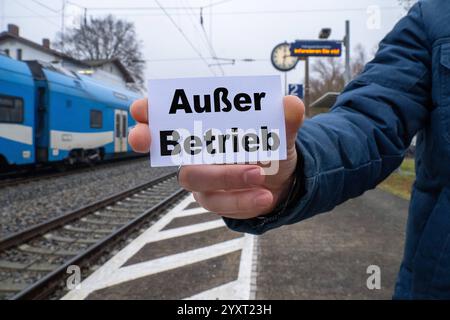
[62,189,408,300]
[63,195,257,300]
[256,188,408,300]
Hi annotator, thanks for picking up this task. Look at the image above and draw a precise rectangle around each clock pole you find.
[304,57,310,118]
[344,20,351,85]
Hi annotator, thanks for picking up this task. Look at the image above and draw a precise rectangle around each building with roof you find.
[0,24,135,88]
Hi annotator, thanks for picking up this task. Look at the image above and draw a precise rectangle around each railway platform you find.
[62,188,408,300]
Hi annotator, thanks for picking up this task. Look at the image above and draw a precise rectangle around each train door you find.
[114,109,128,153]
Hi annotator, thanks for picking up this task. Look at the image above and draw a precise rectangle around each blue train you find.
[0,54,141,170]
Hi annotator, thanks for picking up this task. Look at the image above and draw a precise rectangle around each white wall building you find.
[0,24,135,88]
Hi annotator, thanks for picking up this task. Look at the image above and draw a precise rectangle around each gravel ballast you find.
[0,159,175,238]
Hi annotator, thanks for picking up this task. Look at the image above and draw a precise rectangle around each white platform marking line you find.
[250,236,259,300]
[185,281,239,300]
[62,194,193,300]
[183,234,256,300]
[146,194,212,232]
[175,207,210,217]
[144,219,225,243]
[62,193,248,300]
[106,237,244,288]
[149,196,195,233]
[234,235,256,300]
[64,237,245,299]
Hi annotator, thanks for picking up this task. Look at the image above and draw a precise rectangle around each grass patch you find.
[378,158,415,200]
[399,158,415,173]
[309,107,330,117]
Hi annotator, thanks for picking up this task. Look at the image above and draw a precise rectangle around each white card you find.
[148,75,286,167]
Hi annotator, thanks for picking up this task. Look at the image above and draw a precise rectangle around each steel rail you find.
[0,172,177,252]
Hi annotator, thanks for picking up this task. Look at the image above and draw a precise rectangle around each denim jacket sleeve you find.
[224,2,432,235]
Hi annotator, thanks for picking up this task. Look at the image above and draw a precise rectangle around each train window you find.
[0,95,24,124]
[4,49,10,57]
[90,110,103,129]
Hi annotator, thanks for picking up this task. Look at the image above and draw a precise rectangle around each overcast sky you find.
[0,0,407,85]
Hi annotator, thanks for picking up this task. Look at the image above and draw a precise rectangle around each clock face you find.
[271,43,299,72]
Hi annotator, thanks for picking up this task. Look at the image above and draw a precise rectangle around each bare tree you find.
[309,44,368,106]
[55,15,145,87]
[352,43,368,77]
[310,57,345,104]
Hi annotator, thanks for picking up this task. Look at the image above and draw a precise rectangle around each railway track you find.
[0,172,186,300]
[0,156,146,189]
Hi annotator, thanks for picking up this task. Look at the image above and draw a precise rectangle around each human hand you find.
[128,96,305,219]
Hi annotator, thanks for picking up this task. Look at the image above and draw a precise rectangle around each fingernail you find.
[244,168,264,186]
[254,192,272,209]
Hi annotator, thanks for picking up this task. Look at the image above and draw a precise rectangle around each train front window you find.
[90,110,103,129]
[0,95,24,124]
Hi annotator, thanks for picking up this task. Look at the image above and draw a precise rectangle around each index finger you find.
[130,98,148,124]
[178,164,265,192]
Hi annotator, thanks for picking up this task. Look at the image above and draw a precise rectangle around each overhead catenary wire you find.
[202,0,232,9]
[139,57,267,63]
[3,5,402,19]
[118,6,401,16]
[154,0,216,76]
[14,0,61,28]
[178,0,264,69]
[0,0,5,31]
[197,3,225,73]
[1,1,399,71]
[177,0,217,63]
[5,0,258,68]
[31,0,62,13]
[71,0,233,12]
[180,0,225,75]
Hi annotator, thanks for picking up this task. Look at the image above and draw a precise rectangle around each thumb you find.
[283,95,305,150]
